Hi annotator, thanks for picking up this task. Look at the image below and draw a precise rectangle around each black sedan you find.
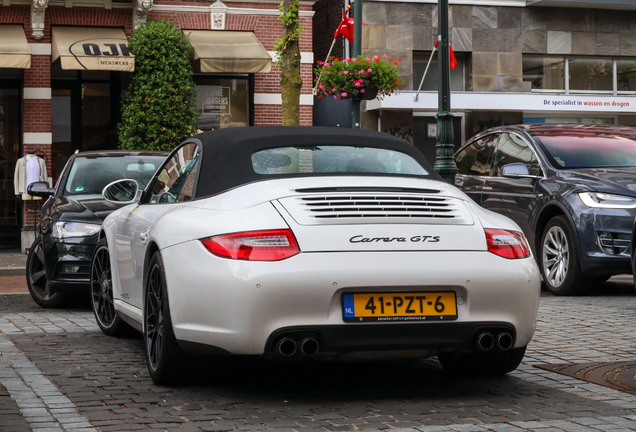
[26,151,167,308]
[454,124,636,296]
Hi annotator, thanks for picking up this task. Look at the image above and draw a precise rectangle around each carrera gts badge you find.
[349,235,440,243]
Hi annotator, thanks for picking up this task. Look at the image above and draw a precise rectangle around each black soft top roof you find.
[193,127,440,198]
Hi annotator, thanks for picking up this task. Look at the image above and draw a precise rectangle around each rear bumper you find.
[158,241,541,356]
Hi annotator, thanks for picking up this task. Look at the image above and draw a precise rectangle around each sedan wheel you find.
[91,238,127,336]
[540,216,590,296]
[144,252,187,385]
[26,237,65,308]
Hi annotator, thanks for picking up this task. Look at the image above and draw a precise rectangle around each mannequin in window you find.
[14,152,47,200]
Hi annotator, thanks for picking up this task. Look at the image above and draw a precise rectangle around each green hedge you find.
[119,20,199,152]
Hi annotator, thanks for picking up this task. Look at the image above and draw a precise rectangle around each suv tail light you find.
[201,229,300,261]
[485,229,530,259]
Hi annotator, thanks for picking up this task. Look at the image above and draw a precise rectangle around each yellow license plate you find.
[342,292,457,322]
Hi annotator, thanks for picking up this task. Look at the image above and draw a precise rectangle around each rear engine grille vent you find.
[301,195,455,219]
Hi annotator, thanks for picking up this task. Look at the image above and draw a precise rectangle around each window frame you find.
[523,54,636,96]
[141,140,203,205]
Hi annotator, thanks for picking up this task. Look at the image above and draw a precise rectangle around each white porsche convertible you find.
[91,127,541,384]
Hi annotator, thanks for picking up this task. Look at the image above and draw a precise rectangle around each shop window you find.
[413,52,465,91]
[522,56,565,91]
[523,55,636,95]
[617,59,636,94]
[194,77,250,130]
[569,58,613,92]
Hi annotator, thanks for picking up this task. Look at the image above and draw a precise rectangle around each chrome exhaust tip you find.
[475,332,495,352]
[276,337,298,357]
[299,337,320,357]
[496,332,514,351]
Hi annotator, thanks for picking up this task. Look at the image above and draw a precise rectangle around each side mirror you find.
[102,179,141,204]
[27,181,54,198]
[501,162,541,179]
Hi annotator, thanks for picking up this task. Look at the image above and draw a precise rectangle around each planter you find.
[340,86,379,101]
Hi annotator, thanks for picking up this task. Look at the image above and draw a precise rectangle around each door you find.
[0,83,21,248]
[116,143,202,308]
[481,133,542,239]
[453,134,497,205]
[413,116,462,166]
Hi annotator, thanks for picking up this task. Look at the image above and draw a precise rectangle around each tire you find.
[438,346,526,375]
[90,238,128,336]
[539,216,591,296]
[144,251,187,385]
[26,237,66,308]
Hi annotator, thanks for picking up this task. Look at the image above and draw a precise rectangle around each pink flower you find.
[343,71,349,75]
[354,82,360,87]
[341,92,348,97]
[359,79,364,83]
[359,70,364,74]
[366,58,370,61]
[319,84,324,89]
[324,63,329,67]
[326,71,330,74]
[361,89,365,93]
[334,95,338,99]
[332,88,336,92]
[368,69,372,72]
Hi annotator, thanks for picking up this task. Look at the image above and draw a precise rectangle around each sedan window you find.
[536,133,636,169]
[63,156,163,197]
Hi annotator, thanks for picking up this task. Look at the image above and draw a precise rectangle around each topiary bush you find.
[119,20,199,151]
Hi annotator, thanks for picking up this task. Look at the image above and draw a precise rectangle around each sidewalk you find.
[0,250,28,294]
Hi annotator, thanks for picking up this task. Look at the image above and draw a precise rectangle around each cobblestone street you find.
[1,279,636,432]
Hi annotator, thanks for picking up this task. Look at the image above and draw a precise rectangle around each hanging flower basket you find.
[315,55,405,101]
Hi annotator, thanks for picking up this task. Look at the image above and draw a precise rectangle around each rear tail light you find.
[201,229,300,261]
[485,229,530,259]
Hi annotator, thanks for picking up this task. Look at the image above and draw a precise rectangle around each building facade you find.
[313,0,636,164]
[0,0,315,250]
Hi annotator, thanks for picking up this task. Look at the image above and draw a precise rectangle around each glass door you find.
[0,82,21,248]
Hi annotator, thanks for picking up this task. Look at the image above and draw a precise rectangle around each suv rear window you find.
[251,146,428,176]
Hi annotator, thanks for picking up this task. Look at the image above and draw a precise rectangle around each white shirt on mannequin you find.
[25,154,41,191]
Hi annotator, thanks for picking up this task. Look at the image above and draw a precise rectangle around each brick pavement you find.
[0,278,635,431]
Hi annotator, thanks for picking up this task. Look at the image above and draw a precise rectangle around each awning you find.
[0,25,31,69]
[52,27,134,72]
[186,30,271,74]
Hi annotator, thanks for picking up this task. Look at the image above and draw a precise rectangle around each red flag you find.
[434,37,457,70]
[334,10,354,43]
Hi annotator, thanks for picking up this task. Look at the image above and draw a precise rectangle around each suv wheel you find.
[540,216,591,296]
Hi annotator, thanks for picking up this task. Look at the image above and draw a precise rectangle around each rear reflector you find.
[485,229,531,259]
[201,229,300,261]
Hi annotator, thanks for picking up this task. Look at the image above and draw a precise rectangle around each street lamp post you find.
[434,0,458,184]
[351,0,362,128]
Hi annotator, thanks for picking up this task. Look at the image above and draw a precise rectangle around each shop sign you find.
[197,86,231,129]
[369,92,636,113]
[68,38,132,70]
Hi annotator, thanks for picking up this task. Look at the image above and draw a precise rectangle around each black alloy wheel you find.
[540,216,591,296]
[144,252,186,385]
[26,237,66,308]
[91,238,127,336]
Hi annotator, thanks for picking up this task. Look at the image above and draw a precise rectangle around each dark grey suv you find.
[454,124,636,296]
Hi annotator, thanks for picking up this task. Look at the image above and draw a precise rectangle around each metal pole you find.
[414,46,437,102]
[313,38,338,94]
[351,0,362,128]
[433,0,458,184]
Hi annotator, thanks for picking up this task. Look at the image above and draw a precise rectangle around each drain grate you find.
[536,361,636,394]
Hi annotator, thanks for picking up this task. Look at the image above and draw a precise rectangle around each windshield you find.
[64,155,164,197]
[535,132,636,169]
[251,146,428,176]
